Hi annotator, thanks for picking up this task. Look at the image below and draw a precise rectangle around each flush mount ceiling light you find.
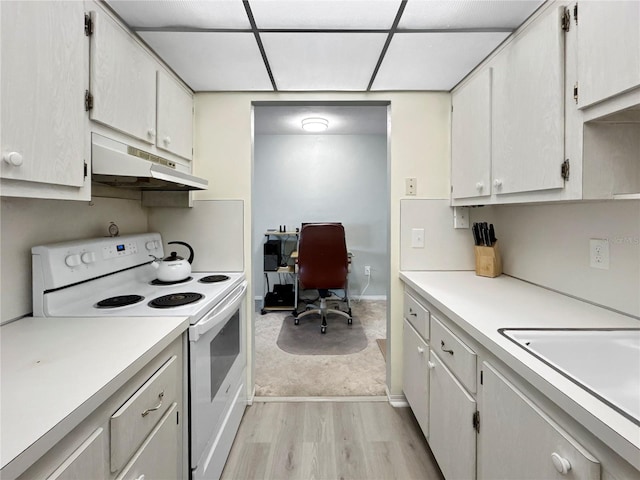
[301,117,329,132]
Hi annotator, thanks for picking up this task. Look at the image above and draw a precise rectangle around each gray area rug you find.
[277,314,367,355]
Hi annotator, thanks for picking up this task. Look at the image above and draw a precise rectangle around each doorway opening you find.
[251,101,390,398]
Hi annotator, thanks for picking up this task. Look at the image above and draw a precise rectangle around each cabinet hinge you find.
[561,7,571,32]
[177,410,180,425]
[480,370,483,385]
[84,90,93,112]
[84,162,88,178]
[573,3,578,25]
[573,82,579,104]
[84,13,93,36]
[561,159,570,181]
[472,411,480,433]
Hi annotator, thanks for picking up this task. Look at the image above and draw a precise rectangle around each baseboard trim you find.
[355,295,387,301]
[386,386,408,407]
[252,396,388,403]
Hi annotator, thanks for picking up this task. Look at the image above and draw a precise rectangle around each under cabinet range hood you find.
[91,134,208,191]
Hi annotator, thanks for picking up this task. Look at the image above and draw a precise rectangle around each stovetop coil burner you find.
[95,295,144,309]
[199,275,230,283]
[149,292,204,309]
[150,277,193,286]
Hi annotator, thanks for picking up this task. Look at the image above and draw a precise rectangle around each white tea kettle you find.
[150,241,194,282]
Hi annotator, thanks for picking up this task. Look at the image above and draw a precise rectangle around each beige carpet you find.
[254,300,387,397]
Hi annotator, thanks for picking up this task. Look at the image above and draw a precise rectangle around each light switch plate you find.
[453,207,470,229]
[411,228,425,248]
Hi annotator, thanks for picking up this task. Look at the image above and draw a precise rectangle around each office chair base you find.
[294,298,352,333]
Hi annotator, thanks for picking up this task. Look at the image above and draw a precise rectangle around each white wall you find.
[193,91,451,397]
[470,200,640,317]
[0,196,148,322]
[253,134,388,299]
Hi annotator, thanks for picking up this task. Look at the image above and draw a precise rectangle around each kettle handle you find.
[168,241,194,264]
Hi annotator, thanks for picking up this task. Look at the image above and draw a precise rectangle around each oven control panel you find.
[32,233,165,291]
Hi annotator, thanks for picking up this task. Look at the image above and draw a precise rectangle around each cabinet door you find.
[577,1,640,109]
[157,71,193,160]
[89,10,156,145]
[429,351,476,480]
[115,403,179,480]
[492,7,565,195]
[46,428,105,480]
[451,68,492,200]
[403,319,429,437]
[0,0,85,188]
[479,362,600,480]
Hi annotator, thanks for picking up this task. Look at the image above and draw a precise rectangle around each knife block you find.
[474,241,503,278]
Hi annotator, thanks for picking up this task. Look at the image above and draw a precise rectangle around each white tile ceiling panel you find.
[262,33,388,90]
[106,0,251,29]
[372,32,510,91]
[139,32,273,91]
[398,1,544,30]
[250,0,402,29]
[255,105,388,135]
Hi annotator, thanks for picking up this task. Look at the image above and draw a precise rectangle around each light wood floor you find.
[221,401,444,480]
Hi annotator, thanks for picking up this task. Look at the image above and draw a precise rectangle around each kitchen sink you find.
[500,328,640,425]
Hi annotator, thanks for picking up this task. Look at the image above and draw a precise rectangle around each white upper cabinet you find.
[451,69,492,200]
[492,6,566,195]
[89,9,157,145]
[576,1,640,109]
[156,71,193,160]
[1,0,87,196]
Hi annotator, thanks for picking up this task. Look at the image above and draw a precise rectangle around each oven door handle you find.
[189,281,247,342]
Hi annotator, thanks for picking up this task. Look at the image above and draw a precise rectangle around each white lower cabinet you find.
[479,362,600,480]
[428,351,477,480]
[402,319,430,436]
[115,403,179,480]
[46,428,105,480]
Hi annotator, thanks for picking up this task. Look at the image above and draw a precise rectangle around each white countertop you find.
[0,315,189,477]
[400,271,640,470]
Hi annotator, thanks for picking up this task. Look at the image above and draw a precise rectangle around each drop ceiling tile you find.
[261,33,387,91]
[106,0,251,29]
[139,32,272,91]
[250,0,402,29]
[398,1,544,30]
[371,32,510,91]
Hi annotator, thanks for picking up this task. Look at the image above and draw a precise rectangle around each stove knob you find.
[145,241,155,250]
[154,240,161,249]
[65,254,81,267]
[81,252,96,264]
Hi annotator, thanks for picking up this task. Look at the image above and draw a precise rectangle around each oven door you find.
[189,281,247,469]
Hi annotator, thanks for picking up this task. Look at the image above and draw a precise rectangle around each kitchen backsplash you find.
[1,196,148,322]
[400,199,639,318]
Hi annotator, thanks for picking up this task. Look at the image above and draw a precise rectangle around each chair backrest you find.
[297,223,348,290]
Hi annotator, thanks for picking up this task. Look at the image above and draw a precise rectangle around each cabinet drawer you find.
[115,402,179,480]
[404,292,429,340]
[431,316,477,393]
[110,355,178,472]
[46,428,105,480]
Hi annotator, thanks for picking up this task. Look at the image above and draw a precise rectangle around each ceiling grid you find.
[107,0,544,92]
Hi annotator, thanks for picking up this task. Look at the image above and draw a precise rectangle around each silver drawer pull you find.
[141,391,164,417]
[440,340,454,355]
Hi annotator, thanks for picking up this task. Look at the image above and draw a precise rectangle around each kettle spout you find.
[149,255,160,268]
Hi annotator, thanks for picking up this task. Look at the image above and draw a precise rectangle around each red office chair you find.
[295,223,352,334]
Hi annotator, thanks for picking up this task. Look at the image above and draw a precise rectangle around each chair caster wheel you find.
[348,318,353,325]
[294,318,299,326]
[321,326,327,334]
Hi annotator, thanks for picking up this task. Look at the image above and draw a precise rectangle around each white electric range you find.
[32,233,247,480]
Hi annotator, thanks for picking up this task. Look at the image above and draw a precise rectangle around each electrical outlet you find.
[453,206,470,229]
[364,265,371,276]
[405,177,417,196]
[589,238,610,270]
